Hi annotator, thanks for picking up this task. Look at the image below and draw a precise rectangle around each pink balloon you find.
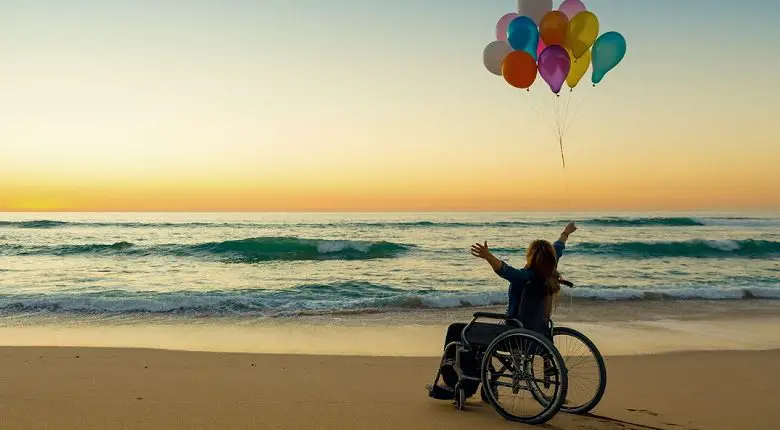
[537,39,547,58]
[538,45,571,94]
[558,0,586,19]
[496,13,519,41]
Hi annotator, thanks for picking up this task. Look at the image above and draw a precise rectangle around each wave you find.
[583,217,705,227]
[3,237,777,261]
[0,237,411,262]
[0,282,777,317]
[572,239,780,258]
[0,220,70,229]
[4,216,776,230]
[0,283,505,316]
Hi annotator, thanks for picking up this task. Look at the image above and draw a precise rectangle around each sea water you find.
[1,212,778,322]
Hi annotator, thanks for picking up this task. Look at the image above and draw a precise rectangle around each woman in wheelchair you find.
[431,221,577,401]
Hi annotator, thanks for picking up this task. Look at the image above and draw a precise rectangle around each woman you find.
[432,222,577,397]
[469,221,576,333]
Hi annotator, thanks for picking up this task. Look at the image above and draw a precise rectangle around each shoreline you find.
[0,311,778,357]
[2,297,779,324]
[0,346,776,429]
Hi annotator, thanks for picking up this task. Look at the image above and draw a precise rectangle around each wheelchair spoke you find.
[474,327,570,425]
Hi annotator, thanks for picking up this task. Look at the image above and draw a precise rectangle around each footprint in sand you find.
[626,408,659,417]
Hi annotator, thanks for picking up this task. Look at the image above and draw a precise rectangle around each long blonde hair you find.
[525,240,561,316]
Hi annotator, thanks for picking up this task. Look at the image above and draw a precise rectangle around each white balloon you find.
[483,40,513,76]
[517,0,553,25]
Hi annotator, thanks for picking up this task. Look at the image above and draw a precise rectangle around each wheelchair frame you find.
[427,281,607,425]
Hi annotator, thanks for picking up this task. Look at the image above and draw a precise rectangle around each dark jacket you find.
[495,240,565,334]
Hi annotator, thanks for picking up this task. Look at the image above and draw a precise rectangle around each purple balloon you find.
[538,45,571,94]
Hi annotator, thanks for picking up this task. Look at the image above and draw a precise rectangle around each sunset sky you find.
[1,0,778,212]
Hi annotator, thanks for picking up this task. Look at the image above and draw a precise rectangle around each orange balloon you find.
[540,11,569,46]
[502,51,537,89]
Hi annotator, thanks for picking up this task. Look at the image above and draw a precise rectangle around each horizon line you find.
[1,209,778,214]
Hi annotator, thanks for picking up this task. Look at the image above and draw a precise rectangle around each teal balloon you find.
[507,16,539,60]
[591,31,627,84]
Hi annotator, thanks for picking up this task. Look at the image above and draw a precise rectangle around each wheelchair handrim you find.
[479,328,568,425]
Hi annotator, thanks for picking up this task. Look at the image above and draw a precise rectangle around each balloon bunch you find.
[483,0,627,93]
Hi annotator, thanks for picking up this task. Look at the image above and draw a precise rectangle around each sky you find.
[1,0,778,212]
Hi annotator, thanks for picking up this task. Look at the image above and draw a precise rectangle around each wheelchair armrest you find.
[471,312,523,327]
[472,312,513,320]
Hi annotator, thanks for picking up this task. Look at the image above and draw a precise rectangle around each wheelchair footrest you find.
[427,384,455,400]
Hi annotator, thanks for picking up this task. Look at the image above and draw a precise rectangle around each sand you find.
[0,347,776,430]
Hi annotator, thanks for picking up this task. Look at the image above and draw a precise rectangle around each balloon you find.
[496,13,518,42]
[566,48,591,89]
[538,45,571,94]
[592,31,626,84]
[540,11,568,46]
[483,40,514,76]
[566,11,599,59]
[502,51,537,89]
[517,0,553,25]
[507,16,539,59]
[558,0,587,19]
[537,38,547,58]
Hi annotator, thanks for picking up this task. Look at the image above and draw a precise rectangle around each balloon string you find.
[553,93,563,139]
[560,133,574,310]
[558,135,566,169]
[556,94,563,138]
[522,90,558,137]
[562,86,595,136]
[552,94,559,137]
[531,90,555,136]
[539,92,560,137]
[559,136,572,212]
[563,89,573,134]
[534,91,574,309]
[535,90,557,137]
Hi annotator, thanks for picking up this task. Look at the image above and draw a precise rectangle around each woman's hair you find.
[524,239,561,297]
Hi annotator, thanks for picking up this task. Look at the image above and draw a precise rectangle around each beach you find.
[1,308,779,429]
[0,345,776,430]
[1,212,778,428]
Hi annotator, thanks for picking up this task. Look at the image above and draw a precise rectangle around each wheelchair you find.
[427,281,607,425]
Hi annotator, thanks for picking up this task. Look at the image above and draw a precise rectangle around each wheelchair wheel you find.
[480,329,567,425]
[552,326,606,415]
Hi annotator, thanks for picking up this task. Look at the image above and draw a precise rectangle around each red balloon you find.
[501,51,537,89]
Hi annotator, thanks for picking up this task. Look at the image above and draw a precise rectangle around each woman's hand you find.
[559,222,577,243]
[470,241,492,259]
[471,241,504,272]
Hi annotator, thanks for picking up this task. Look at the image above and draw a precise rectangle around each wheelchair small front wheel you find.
[453,383,465,411]
[480,329,567,425]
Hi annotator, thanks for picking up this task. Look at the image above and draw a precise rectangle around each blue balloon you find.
[591,31,627,85]
[507,16,539,60]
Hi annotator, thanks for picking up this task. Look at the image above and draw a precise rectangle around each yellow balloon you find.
[565,11,599,59]
[566,48,591,89]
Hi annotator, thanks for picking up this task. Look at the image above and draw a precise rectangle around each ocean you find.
[0,212,778,324]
